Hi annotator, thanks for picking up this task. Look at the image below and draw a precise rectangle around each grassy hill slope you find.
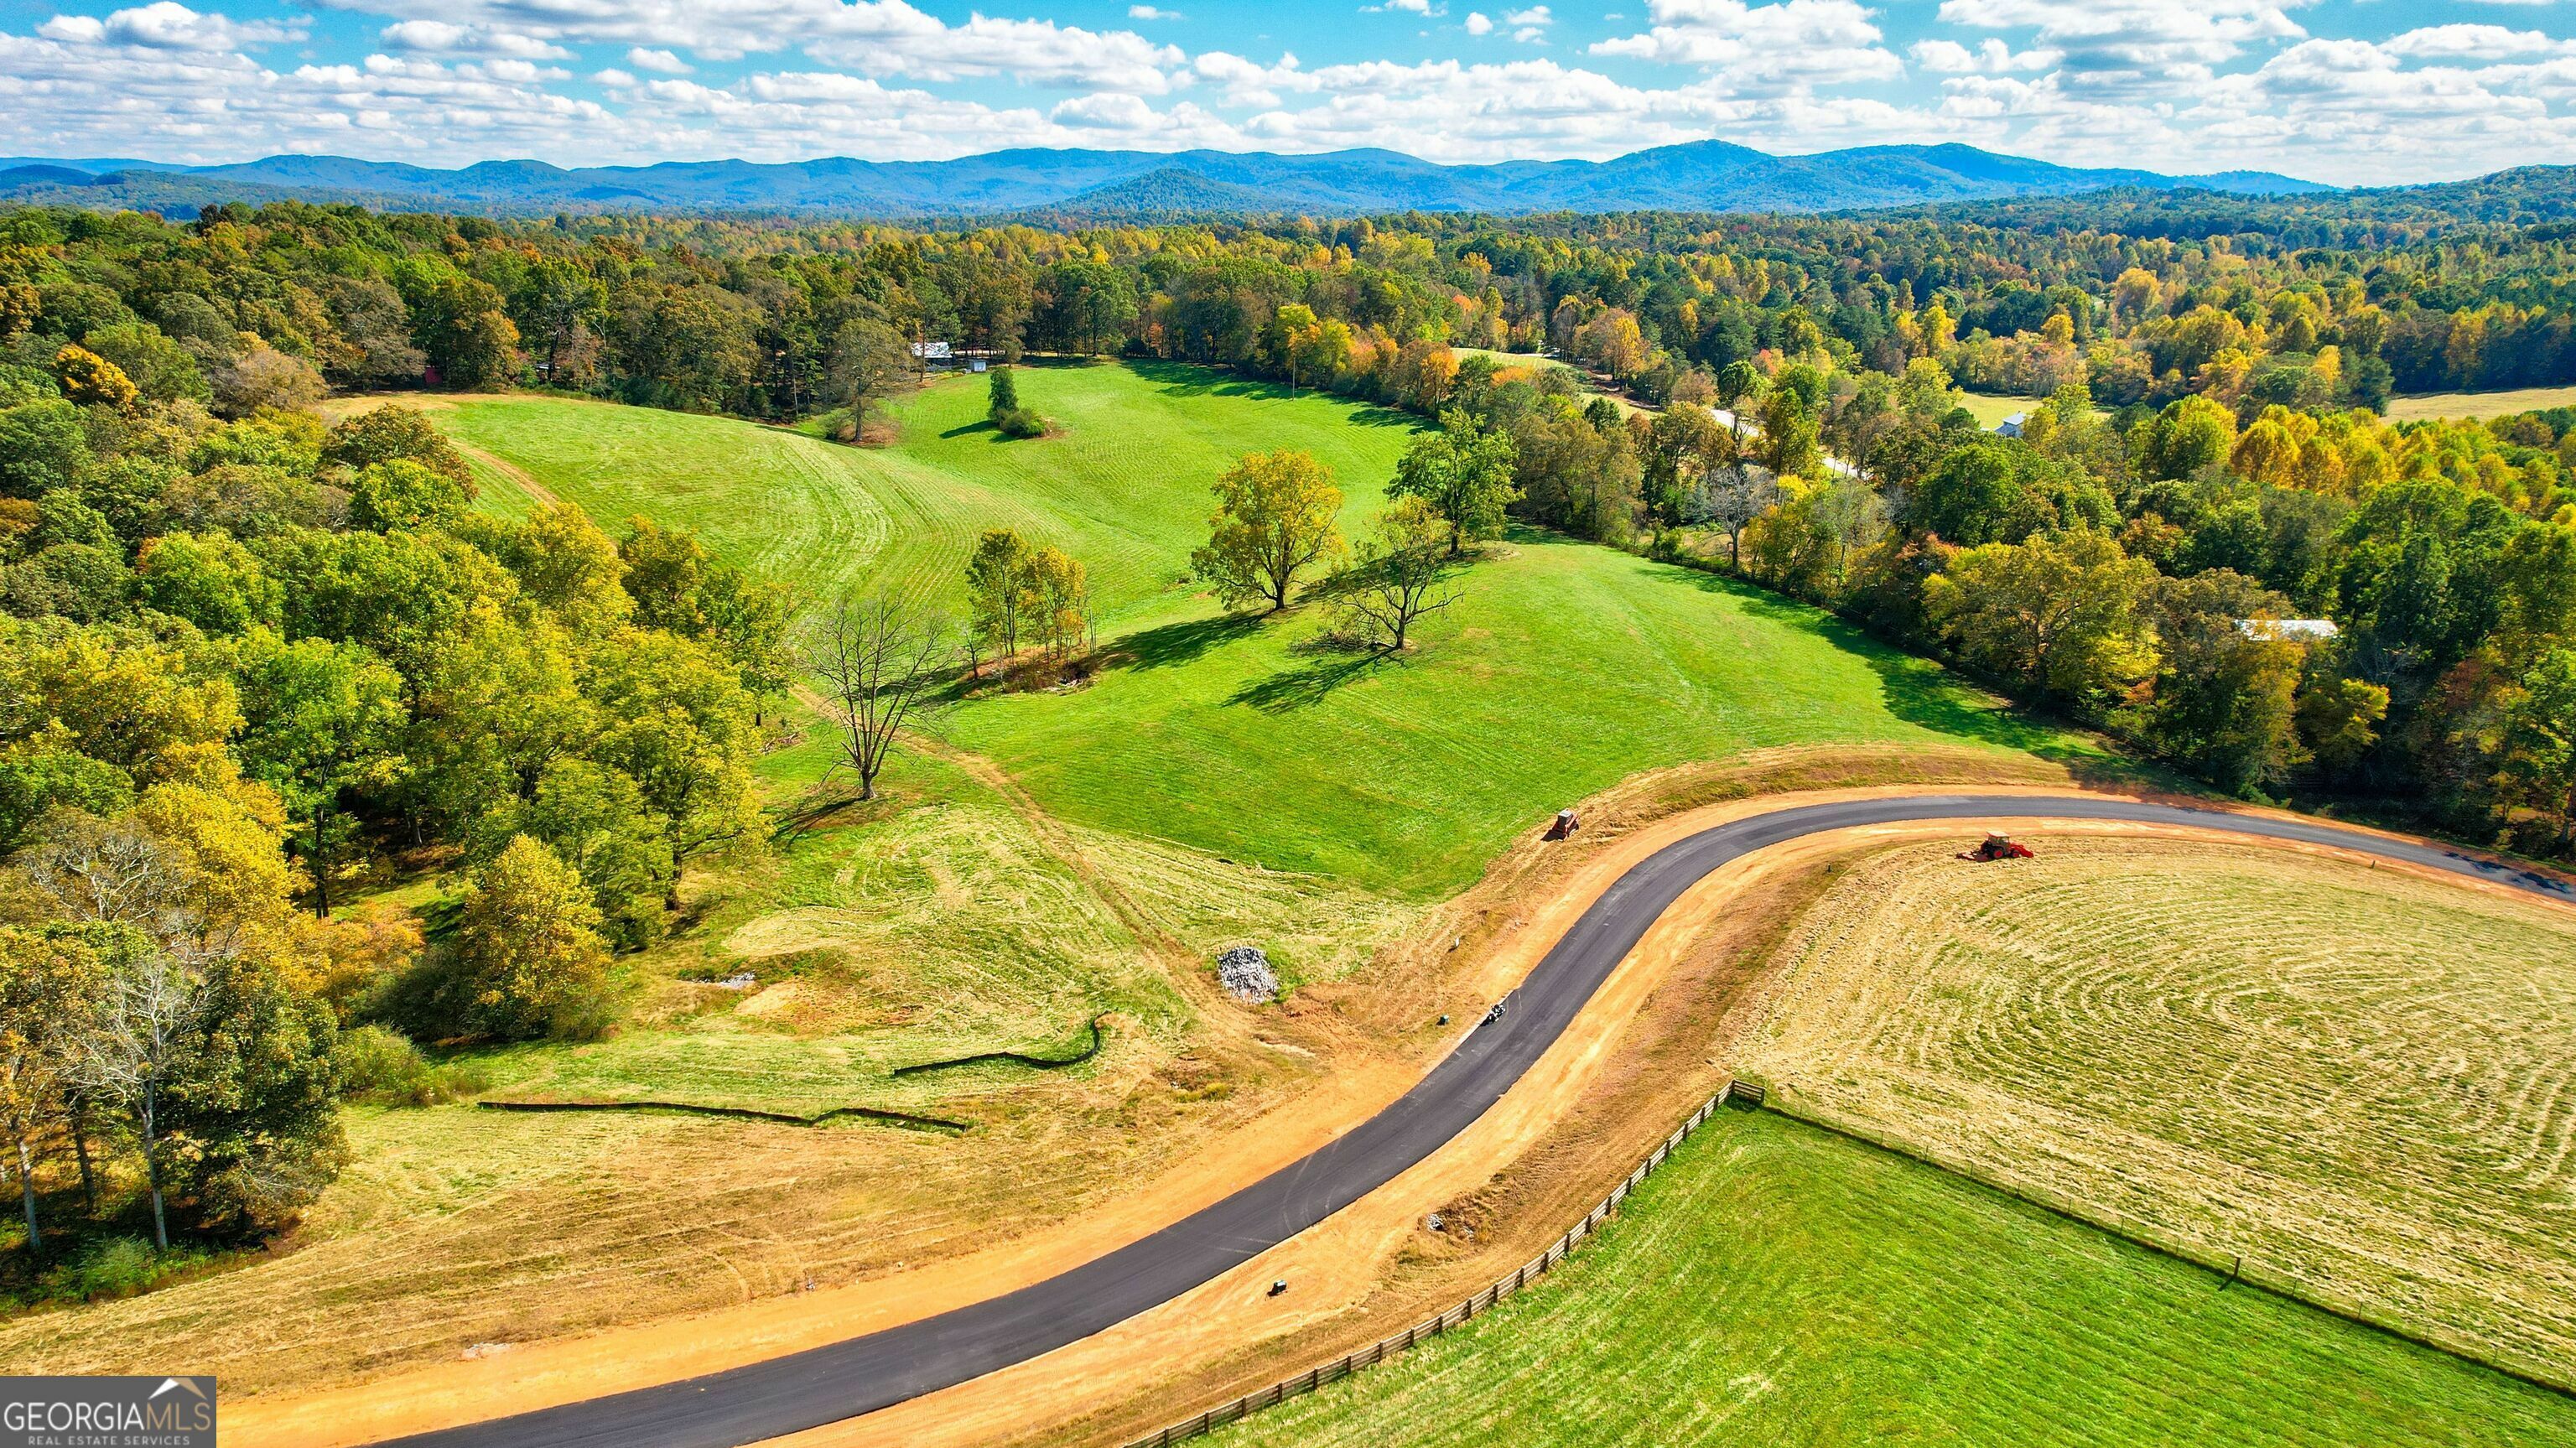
[434,362,1410,619]
[439,361,2097,898]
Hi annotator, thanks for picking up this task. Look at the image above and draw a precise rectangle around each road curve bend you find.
[383,796,2571,1448]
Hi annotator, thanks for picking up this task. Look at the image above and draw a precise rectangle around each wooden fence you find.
[1119,1082,1743,1448]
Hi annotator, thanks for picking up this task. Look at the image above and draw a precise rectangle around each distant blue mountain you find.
[0,141,2334,220]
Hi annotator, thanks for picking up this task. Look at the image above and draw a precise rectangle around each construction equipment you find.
[1961,833,2035,862]
[1546,808,1581,840]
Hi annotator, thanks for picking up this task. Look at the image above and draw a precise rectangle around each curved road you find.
[385,796,2572,1448]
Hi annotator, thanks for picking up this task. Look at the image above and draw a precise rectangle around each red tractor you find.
[1961,833,2035,862]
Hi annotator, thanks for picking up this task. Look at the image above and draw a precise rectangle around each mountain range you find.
[0,141,2331,221]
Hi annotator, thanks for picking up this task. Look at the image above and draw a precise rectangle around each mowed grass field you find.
[2386,385,2576,422]
[434,362,1410,618]
[1210,1108,2576,1448]
[1734,838,2576,1382]
[1955,391,2050,428]
[436,362,2096,898]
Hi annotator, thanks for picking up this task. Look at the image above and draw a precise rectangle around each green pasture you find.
[444,362,2101,900]
[436,361,1411,620]
[1212,1108,2576,1448]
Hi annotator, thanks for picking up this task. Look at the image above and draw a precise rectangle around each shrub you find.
[60,1238,163,1300]
[995,406,1046,439]
[335,1024,489,1106]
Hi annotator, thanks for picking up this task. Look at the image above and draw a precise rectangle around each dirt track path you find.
[450,439,561,510]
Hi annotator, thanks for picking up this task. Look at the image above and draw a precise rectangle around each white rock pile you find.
[1216,945,1279,1004]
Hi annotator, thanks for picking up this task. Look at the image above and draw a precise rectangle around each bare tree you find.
[19,813,238,968]
[1686,463,1782,572]
[808,596,956,802]
[1332,498,1461,652]
[75,938,205,1251]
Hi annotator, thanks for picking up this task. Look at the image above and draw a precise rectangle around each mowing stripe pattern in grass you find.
[1206,1109,2576,1448]
[1735,837,2576,1385]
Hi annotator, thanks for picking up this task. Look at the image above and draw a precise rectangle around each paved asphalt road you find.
[383,795,2570,1448]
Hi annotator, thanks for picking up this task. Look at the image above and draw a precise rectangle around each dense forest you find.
[0,188,2573,1273]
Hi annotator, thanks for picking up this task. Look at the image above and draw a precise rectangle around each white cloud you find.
[1935,0,2308,96]
[2381,25,2567,62]
[1594,0,1901,91]
[1504,6,1551,25]
[626,46,693,73]
[1911,37,2052,75]
[1128,5,1180,18]
[378,20,572,59]
[43,3,301,52]
[316,0,1187,87]
[1051,91,1155,127]
[1466,12,1493,35]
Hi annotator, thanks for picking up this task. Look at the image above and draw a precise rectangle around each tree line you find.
[0,352,787,1279]
[7,188,2574,439]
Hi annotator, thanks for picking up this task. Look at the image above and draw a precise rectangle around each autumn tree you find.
[54,345,136,409]
[74,925,201,1249]
[1191,449,1346,612]
[826,317,911,442]
[1329,498,1458,651]
[965,528,1035,665]
[0,925,94,1253]
[581,630,760,900]
[1389,410,1519,556]
[1687,464,1782,571]
[229,631,407,916]
[2501,648,2576,847]
[454,835,610,1041]
[1026,547,1091,663]
[2147,571,2309,793]
[1928,530,2161,709]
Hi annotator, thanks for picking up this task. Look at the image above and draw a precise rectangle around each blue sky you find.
[2,0,2572,184]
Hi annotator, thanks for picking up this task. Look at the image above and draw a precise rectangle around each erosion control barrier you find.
[1119,1082,1743,1448]
[475,1098,972,1133]
[890,1015,1108,1078]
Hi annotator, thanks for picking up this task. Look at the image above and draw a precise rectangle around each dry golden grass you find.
[0,761,1415,1397]
[0,747,2080,1402]
[1735,836,2576,1383]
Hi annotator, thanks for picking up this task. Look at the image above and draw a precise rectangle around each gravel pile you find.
[1216,945,1279,1004]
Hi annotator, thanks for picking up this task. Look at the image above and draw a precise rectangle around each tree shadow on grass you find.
[1640,560,2167,790]
[1107,610,1269,670]
[1126,360,1420,428]
[940,418,997,439]
[1228,648,1389,714]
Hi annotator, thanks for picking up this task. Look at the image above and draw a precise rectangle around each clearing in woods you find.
[2384,385,2576,422]
[1208,1108,2576,1448]
[429,361,1412,617]
[1732,837,2576,1385]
